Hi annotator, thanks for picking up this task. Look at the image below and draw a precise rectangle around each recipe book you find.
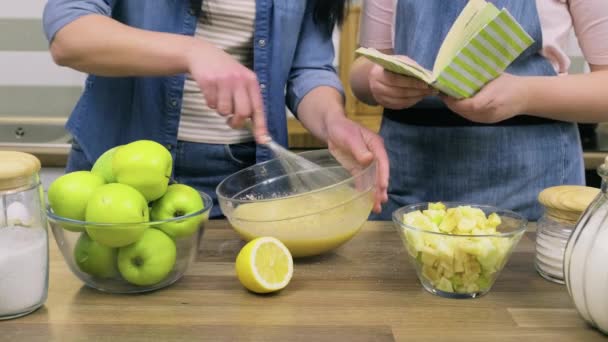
[355,0,534,99]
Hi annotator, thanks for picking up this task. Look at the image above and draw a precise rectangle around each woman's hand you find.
[325,115,389,214]
[186,41,268,143]
[368,56,436,109]
[441,73,530,123]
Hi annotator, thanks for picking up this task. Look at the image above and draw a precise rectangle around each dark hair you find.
[189,0,203,18]
[189,0,349,36]
[313,0,350,36]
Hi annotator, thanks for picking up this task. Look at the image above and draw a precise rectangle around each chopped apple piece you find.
[457,217,476,232]
[421,251,438,266]
[487,212,502,228]
[428,202,446,211]
[436,277,454,292]
[423,209,445,226]
[403,211,438,232]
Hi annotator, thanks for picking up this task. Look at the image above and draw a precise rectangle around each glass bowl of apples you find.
[47,140,212,293]
[392,202,527,299]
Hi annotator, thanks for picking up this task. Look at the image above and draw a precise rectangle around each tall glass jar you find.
[564,157,608,334]
[0,151,49,320]
[536,186,599,284]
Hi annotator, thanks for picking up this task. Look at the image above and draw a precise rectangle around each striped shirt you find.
[178,0,255,144]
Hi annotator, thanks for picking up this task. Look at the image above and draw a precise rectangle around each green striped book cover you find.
[356,0,534,99]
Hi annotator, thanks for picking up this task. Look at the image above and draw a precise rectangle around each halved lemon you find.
[235,237,293,294]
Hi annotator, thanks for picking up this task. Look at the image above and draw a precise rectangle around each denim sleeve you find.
[285,3,345,116]
[43,0,116,42]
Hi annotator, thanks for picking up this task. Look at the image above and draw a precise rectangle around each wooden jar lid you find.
[538,185,600,224]
[0,151,41,190]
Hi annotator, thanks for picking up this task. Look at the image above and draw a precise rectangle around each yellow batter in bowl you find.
[230,185,374,257]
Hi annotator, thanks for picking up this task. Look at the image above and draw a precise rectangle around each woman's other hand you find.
[441,73,530,124]
[325,116,389,214]
[368,55,437,109]
[187,41,268,143]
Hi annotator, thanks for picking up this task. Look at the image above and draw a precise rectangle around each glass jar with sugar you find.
[535,185,599,284]
[0,151,48,320]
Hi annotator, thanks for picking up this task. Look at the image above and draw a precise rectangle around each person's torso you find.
[379,1,584,220]
[178,0,256,144]
[66,0,311,163]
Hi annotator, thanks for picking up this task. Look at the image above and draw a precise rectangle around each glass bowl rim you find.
[392,202,528,238]
[215,149,377,204]
[46,191,213,227]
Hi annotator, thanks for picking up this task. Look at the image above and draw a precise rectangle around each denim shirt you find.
[43,0,343,163]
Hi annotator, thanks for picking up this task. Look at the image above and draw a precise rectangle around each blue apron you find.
[374,0,585,220]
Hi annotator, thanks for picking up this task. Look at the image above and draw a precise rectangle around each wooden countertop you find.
[3,221,605,341]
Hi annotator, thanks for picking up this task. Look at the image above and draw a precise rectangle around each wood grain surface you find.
[1,221,605,342]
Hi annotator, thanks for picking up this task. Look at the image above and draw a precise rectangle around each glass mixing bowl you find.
[216,149,376,257]
[47,192,212,294]
[393,202,527,299]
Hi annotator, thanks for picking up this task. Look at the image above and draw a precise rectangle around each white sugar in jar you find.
[0,226,48,317]
[0,152,49,320]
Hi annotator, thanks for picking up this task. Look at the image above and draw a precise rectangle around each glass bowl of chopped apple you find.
[393,202,527,299]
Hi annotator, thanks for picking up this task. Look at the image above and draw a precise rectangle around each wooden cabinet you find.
[287,5,383,149]
[338,5,383,131]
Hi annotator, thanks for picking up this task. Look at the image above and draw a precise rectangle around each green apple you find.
[91,146,121,183]
[48,171,105,232]
[117,228,177,286]
[73,233,118,278]
[112,140,172,202]
[150,184,205,238]
[85,183,150,247]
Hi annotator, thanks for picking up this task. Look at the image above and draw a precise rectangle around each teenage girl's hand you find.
[441,73,530,124]
[325,115,389,214]
[368,55,437,109]
[186,41,268,144]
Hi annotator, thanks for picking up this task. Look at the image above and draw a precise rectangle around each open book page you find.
[355,47,434,84]
[434,9,535,98]
[433,0,490,75]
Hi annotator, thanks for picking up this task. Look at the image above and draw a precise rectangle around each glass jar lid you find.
[538,185,600,224]
[0,151,41,191]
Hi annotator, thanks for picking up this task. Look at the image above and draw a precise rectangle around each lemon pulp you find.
[255,242,290,284]
[235,237,293,293]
